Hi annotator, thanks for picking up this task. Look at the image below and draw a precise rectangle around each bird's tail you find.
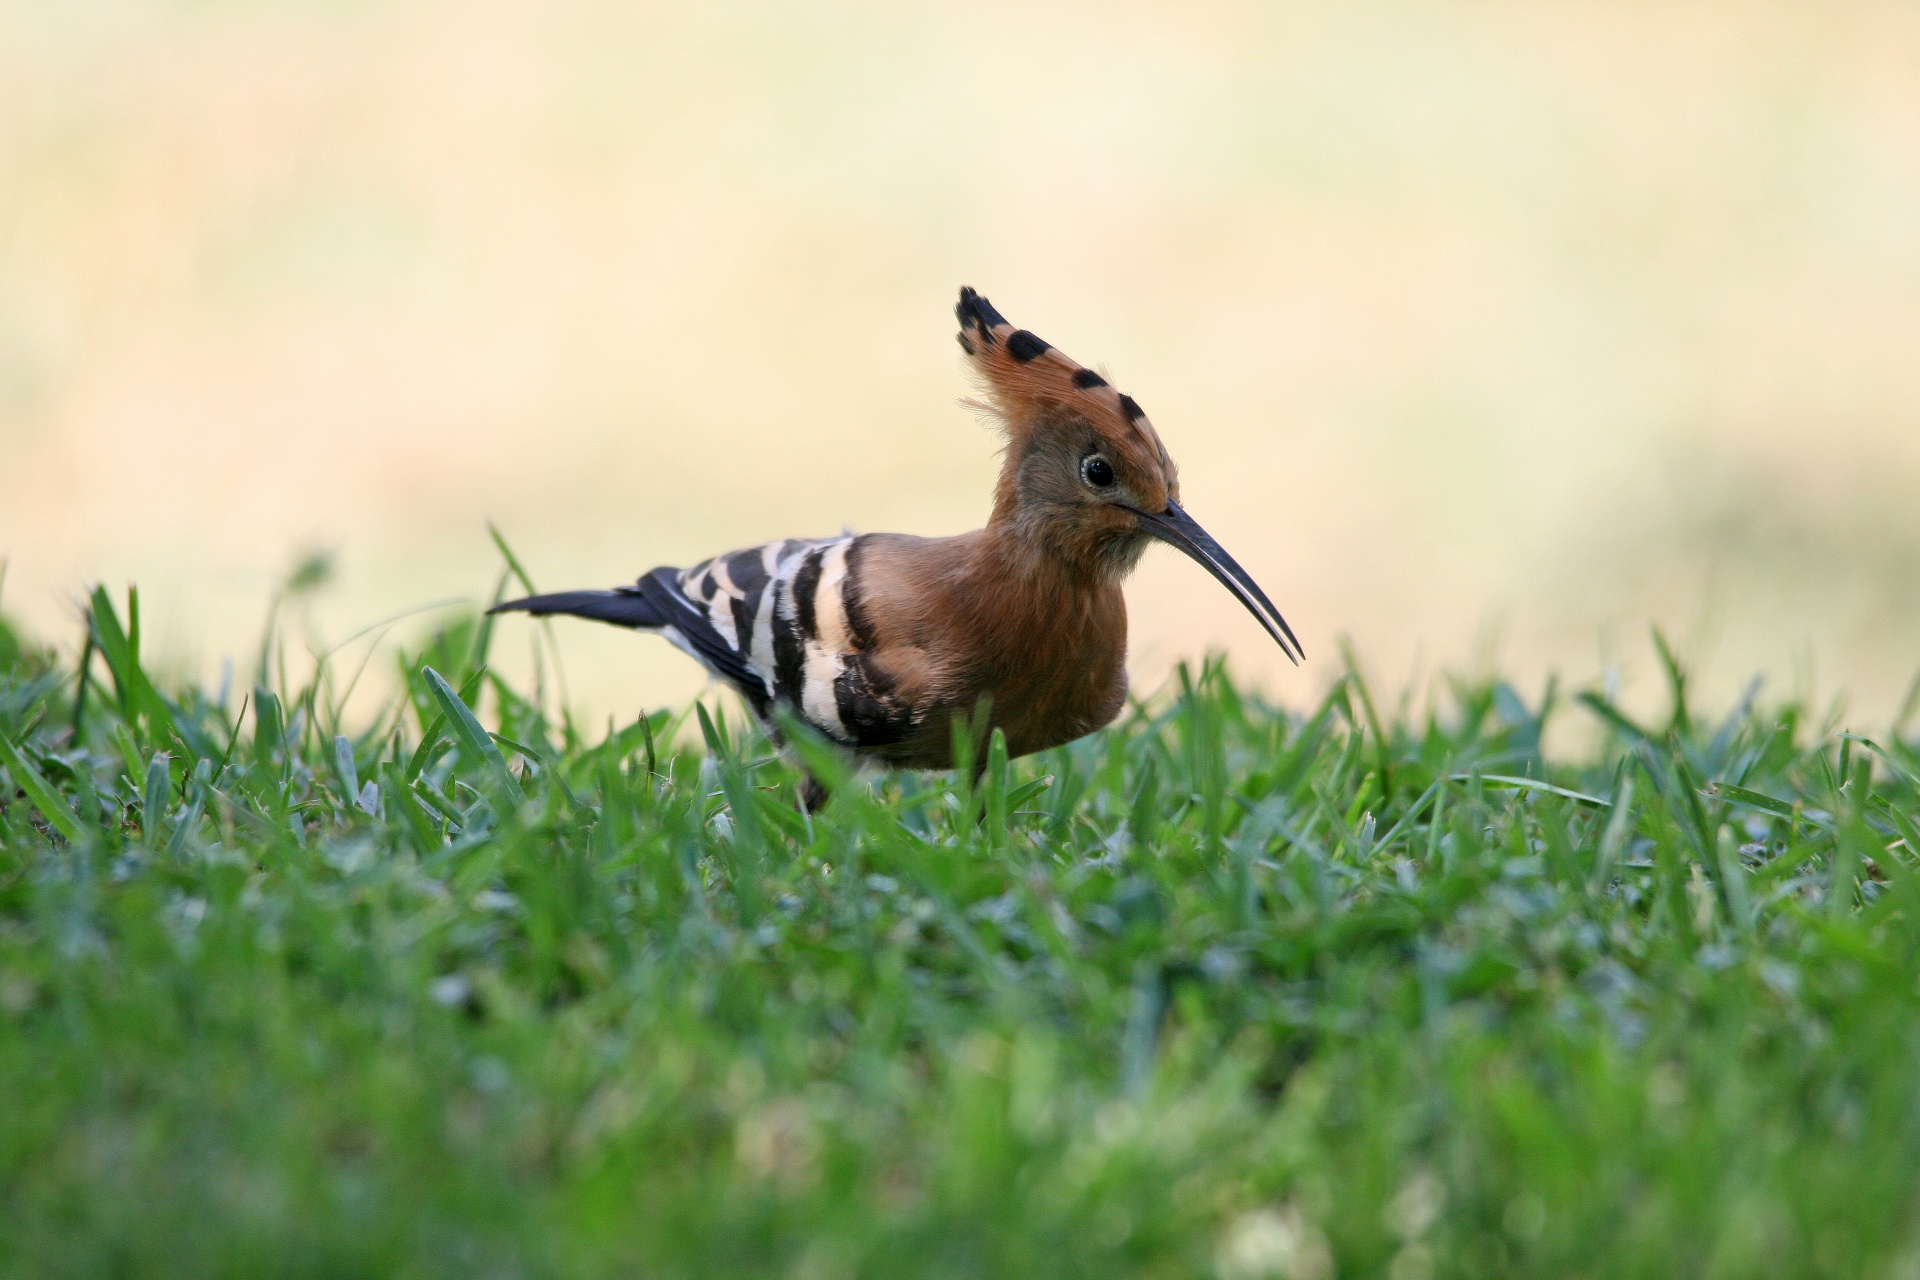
[488,589,667,630]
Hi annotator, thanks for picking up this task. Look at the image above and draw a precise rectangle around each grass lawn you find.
[3,587,1919,1278]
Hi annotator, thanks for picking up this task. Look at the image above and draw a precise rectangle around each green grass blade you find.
[422,666,524,809]
[1703,780,1799,823]
[492,731,587,813]
[1576,690,1654,745]
[0,731,85,843]
[983,727,1010,838]
[252,686,284,769]
[333,734,360,800]
[142,752,170,844]
[1462,774,1610,808]
[486,522,540,597]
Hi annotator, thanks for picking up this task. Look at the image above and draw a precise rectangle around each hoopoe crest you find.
[495,288,1302,805]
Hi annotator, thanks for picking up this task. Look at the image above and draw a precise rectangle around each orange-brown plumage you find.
[493,287,1302,800]
[838,526,1129,767]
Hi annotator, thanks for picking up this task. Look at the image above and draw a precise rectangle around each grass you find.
[3,583,1920,1279]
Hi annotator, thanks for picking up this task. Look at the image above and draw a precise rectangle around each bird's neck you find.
[980,505,1148,588]
[942,517,1130,755]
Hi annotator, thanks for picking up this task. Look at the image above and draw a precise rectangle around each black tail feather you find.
[489,588,667,631]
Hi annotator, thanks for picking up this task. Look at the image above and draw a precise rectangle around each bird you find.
[493,287,1302,807]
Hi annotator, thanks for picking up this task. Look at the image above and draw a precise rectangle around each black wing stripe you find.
[726,548,769,601]
[769,572,808,707]
[830,539,915,747]
[792,546,826,644]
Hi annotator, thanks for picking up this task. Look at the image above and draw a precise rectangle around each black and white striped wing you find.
[503,532,917,750]
[653,536,884,744]
[654,538,819,711]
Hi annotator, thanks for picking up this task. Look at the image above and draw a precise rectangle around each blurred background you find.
[3,0,1918,730]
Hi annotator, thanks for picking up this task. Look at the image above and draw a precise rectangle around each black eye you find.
[1082,456,1115,488]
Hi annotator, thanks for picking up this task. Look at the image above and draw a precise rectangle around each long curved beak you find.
[1132,501,1303,664]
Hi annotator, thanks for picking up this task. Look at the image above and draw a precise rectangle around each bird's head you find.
[957,287,1301,663]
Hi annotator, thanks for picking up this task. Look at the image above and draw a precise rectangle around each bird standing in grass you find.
[494,288,1302,805]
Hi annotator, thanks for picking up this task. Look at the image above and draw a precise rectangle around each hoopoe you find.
[494,288,1301,806]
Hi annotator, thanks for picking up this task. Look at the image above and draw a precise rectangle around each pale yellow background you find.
[4,2,1918,728]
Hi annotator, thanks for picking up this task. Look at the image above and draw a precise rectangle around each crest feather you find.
[954,287,1174,483]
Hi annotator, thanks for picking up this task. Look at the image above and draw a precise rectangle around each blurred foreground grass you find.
[3,589,1920,1278]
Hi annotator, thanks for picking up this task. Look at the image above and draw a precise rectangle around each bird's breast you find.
[969,582,1129,759]
[858,544,1128,766]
